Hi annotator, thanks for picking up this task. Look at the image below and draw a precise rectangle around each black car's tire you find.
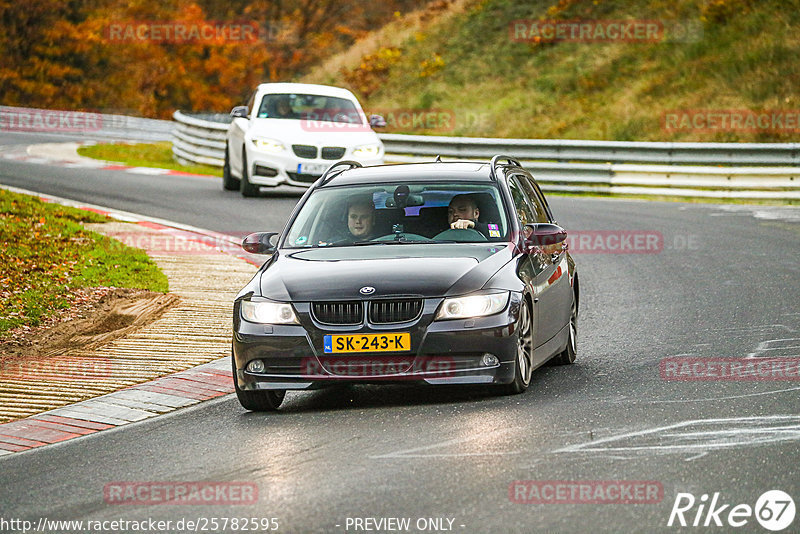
[239,149,259,197]
[232,355,285,411]
[550,294,577,366]
[498,299,533,395]
[222,144,240,191]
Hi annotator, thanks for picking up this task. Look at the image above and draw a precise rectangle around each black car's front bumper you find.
[232,294,522,390]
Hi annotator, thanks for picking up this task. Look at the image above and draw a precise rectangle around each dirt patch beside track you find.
[1,288,177,361]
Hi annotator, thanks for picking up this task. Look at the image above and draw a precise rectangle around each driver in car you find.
[448,194,493,238]
[273,96,299,119]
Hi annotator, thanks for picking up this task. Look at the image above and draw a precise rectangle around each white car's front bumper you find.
[247,146,384,188]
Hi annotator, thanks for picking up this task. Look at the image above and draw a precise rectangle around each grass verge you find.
[0,189,169,337]
[77,142,221,177]
[305,0,800,142]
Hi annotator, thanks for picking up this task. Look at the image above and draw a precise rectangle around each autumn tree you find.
[0,0,426,117]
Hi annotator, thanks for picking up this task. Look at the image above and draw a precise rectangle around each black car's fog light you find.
[246,360,266,373]
[482,354,499,367]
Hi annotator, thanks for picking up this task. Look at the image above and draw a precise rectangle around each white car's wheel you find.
[240,148,259,197]
[222,144,240,191]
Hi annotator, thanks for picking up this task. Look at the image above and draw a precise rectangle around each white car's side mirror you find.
[230,106,248,119]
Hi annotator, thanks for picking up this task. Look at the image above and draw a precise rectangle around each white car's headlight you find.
[241,300,299,324]
[435,292,510,320]
[352,143,382,158]
[251,137,285,153]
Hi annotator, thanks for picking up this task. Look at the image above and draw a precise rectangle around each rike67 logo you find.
[668,490,795,531]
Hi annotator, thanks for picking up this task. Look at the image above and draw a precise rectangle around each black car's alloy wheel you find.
[222,143,240,191]
[500,299,533,395]
[232,355,285,411]
[239,148,259,197]
[550,295,577,365]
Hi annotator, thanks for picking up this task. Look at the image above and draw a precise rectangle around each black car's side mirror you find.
[242,232,278,254]
[369,114,386,128]
[230,106,248,119]
[523,223,567,249]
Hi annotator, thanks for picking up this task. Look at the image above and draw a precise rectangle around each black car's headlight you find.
[241,299,299,324]
[435,291,510,320]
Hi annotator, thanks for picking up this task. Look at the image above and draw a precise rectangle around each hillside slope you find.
[304,0,800,142]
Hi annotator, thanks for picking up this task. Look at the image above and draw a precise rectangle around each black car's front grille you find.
[321,146,346,160]
[369,299,423,324]
[312,301,363,325]
[292,144,318,159]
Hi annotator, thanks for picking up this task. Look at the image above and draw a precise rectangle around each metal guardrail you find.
[378,134,800,166]
[0,106,173,142]
[172,111,229,167]
[172,110,800,199]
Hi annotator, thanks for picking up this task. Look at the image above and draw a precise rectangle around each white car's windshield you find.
[256,93,363,123]
[284,182,509,248]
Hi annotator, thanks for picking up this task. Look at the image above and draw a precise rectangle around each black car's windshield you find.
[283,182,509,248]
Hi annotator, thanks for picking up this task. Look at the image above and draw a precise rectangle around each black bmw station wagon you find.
[232,156,579,411]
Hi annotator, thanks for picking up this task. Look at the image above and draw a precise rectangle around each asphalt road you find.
[1,132,799,533]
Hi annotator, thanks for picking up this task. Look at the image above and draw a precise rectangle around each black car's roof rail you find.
[489,155,522,181]
[317,160,363,187]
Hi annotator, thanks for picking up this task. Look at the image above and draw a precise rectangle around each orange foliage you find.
[341,47,403,99]
[0,0,424,117]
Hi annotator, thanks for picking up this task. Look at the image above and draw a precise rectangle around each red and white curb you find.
[0,358,233,455]
[0,141,217,179]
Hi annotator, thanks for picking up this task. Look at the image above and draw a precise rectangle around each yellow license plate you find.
[324,333,411,353]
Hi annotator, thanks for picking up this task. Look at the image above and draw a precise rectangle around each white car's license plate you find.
[297,163,328,175]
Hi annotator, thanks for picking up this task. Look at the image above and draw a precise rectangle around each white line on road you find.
[370,428,520,459]
[555,415,800,455]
